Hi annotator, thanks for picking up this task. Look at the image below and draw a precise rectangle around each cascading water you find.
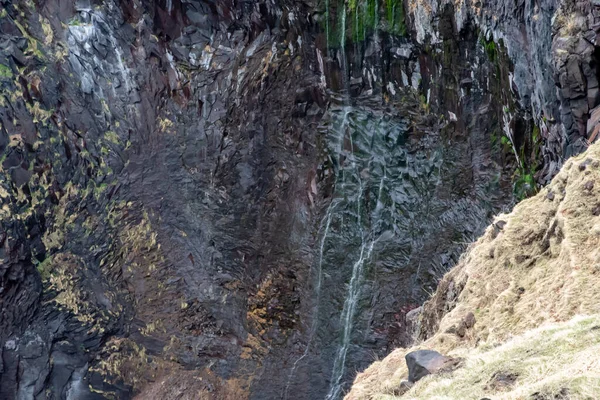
[283,107,350,400]
[323,105,388,400]
[315,102,444,399]
[283,197,339,400]
[285,4,455,398]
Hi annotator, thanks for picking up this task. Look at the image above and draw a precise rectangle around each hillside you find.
[347,142,600,399]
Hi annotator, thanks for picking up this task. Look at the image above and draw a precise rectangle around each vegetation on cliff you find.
[324,0,406,47]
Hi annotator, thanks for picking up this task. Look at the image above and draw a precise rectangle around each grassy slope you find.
[347,143,600,399]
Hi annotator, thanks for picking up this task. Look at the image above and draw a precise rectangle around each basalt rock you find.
[0,0,588,399]
[406,0,600,183]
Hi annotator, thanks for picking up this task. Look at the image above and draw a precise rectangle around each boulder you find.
[406,350,459,383]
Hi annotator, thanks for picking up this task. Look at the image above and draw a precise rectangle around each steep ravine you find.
[0,0,598,399]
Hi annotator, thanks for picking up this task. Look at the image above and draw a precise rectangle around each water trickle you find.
[283,200,337,400]
[314,102,445,399]
[317,48,327,88]
[338,3,350,98]
[339,3,347,53]
[283,108,352,400]
[91,12,133,94]
[325,109,386,400]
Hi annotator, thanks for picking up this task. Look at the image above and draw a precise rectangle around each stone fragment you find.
[11,167,32,187]
[486,371,518,391]
[406,350,459,383]
[391,380,414,396]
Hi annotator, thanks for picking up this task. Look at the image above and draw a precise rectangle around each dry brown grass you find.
[347,142,600,399]
[134,368,250,400]
[379,315,600,399]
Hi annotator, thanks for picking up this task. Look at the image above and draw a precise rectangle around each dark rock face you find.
[0,0,594,399]
[408,0,600,183]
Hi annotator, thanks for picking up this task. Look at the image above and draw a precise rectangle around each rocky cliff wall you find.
[346,132,600,400]
[406,0,600,182]
[1,0,326,398]
[1,0,595,399]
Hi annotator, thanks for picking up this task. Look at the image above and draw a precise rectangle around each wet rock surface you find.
[407,0,600,183]
[0,0,592,399]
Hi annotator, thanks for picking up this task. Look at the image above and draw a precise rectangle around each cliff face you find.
[0,0,598,399]
[407,0,600,183]
[1,1,325,398]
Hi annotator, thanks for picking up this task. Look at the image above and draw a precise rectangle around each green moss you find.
[0,64,13,79]
[385,0,406,36]
[513,166,537,201]
[532,125,540,143]
[12,19,45,60]
[104,131,120,145]
[479,36,498,63]
[324,0,406,48]
[34,257,53,281]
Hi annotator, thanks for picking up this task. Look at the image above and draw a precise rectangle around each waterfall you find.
[325,141,386,400]
[282,95,440,399]
[283,109,352,399]
[283,202,337,400]
[321,103,414,400]
[340,3,347,52]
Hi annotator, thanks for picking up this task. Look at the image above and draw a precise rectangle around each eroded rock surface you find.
[1,0,597,399]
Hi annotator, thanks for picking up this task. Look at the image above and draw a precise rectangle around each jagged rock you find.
[588,105,600,142]
[406,350,459,383]
[453,312,476,337]
[405,306,423,339]
[3,0,598,399]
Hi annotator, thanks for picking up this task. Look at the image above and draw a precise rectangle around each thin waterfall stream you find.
[324,105,389,400]
[284,5,447,397]
[283,107,351,400]
[318,102,435,399]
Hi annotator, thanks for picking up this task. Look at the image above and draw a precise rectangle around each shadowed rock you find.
[405,350,459,383]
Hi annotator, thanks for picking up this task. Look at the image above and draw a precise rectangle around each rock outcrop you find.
[405,350,458,383]
[406,0,600,183]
